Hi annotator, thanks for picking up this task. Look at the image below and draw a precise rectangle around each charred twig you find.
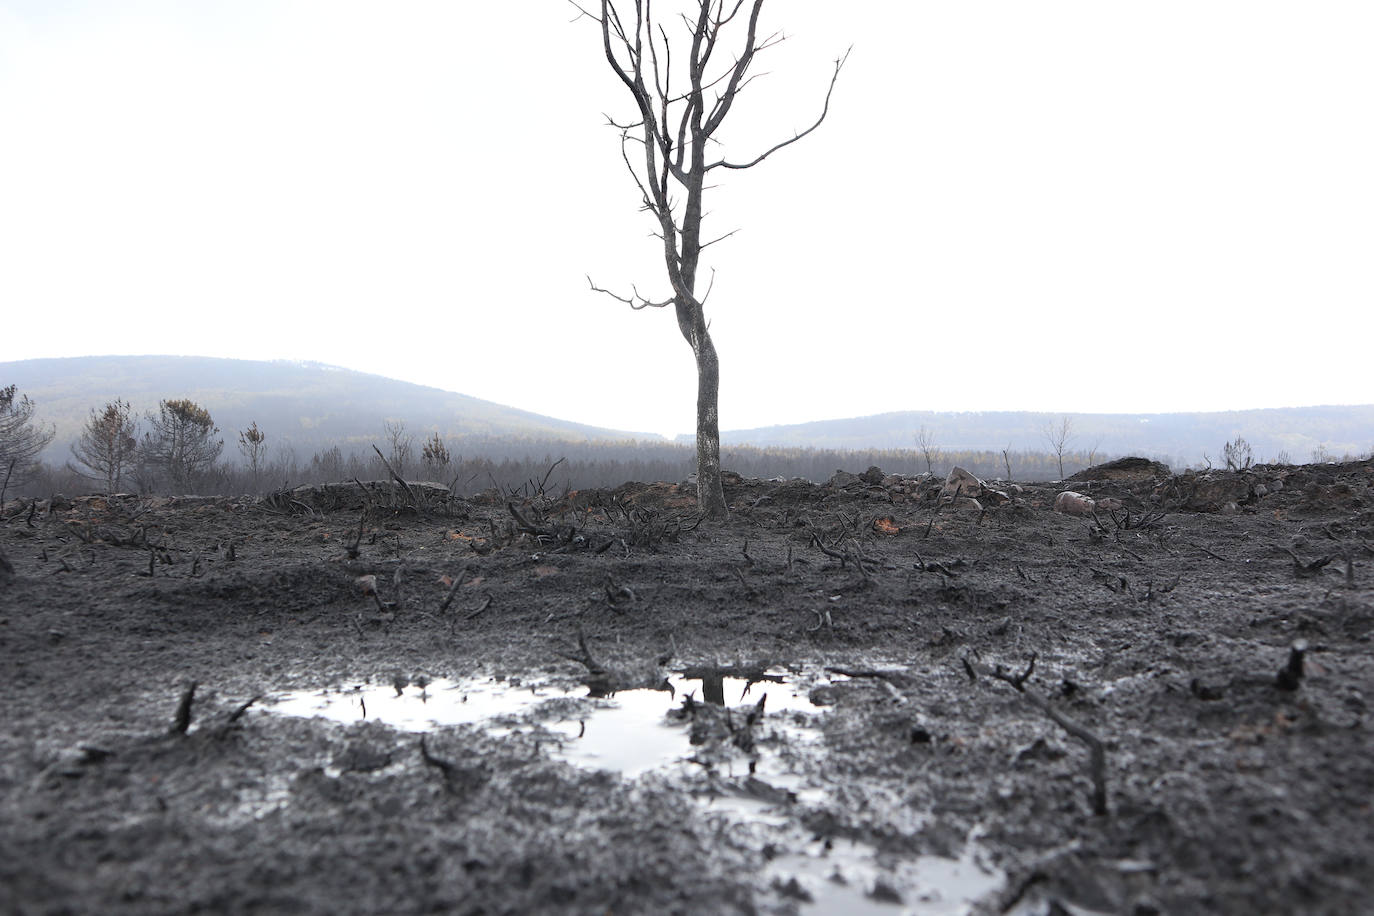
[0,458,13,507]
[508,501,552,537]
[1284,548,1335,579]
[171,681,198,735]
[463,594,494,620]
[369,586,394,619]
[1193,543,1232,563]
[371,444,421,509]
[825,666,908,685]
[438,565,471,613]
[604,575,636,606]
[1275,639,1308,691]
[1093,504,1169,533]
[733,565,750,591]
[560,626,615,695]
[989,653,1037,690]
[225,694,261,726]
[345,511,366,559]
[809,531,847,564]
[963,656,1108,816]
[1139,577,1180,604]
[1088,566,1130,594]
[419,735,460,793]
[914,552,963,579]
[536,457,567,496]
[849,544,871,580]
[212,694,263,738]
[924,497,945,538]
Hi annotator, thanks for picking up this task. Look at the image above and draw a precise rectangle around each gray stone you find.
[827,470,860,488]
[859,466,885,485]
[941,467,983,500]
[1054,491,1096,516]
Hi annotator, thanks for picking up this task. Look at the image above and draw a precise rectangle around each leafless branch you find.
[586,275,673,310]
[698,227,740,251]
[709,45,850,171]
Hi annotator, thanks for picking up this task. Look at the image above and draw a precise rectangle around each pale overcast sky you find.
[1,1,1370,439]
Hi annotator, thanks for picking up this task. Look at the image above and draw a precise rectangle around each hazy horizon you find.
[9,350,1374,435]
[7,355,1371,473]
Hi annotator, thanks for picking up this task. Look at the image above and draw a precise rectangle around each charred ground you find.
[1,460,1372,914]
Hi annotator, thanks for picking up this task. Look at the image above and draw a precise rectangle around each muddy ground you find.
[2,459,1372,915]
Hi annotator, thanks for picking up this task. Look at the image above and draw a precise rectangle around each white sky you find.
[1,1,1370,439]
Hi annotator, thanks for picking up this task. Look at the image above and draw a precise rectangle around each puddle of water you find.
[766,834,1003,916]
[266,677,577,732]
[547,686,693,777]
[269,670,820,738]
[267,666,1003,913]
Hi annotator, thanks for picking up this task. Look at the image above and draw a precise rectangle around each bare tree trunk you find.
[692,329,727,516]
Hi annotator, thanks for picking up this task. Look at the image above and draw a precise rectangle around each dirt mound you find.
[1067,456,1172,482]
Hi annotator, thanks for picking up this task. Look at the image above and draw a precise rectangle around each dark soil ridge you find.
[2,460,1372,914]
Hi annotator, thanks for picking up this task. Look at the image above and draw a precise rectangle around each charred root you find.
[963,656,1108,816]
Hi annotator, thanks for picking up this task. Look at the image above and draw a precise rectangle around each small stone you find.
[827,470,859,488]
[1054,491,1096,516]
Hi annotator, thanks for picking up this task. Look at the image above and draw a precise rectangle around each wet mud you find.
[2,460,1373,914]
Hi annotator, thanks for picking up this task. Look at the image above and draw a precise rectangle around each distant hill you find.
[6,356,1371,471]
[718,407,1374,468]
[2,356,659,462]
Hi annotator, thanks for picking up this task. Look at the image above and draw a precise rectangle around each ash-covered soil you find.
[2,459,1372,915]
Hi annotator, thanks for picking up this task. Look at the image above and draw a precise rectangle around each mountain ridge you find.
[1,355,661,461]
[4,355,1371,468]
[716,405,1374,467]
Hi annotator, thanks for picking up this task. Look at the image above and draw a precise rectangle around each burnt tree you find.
[576,0,847,517]
[71,399,139,493]
[141,399,223,494]
[0,384,55,496]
